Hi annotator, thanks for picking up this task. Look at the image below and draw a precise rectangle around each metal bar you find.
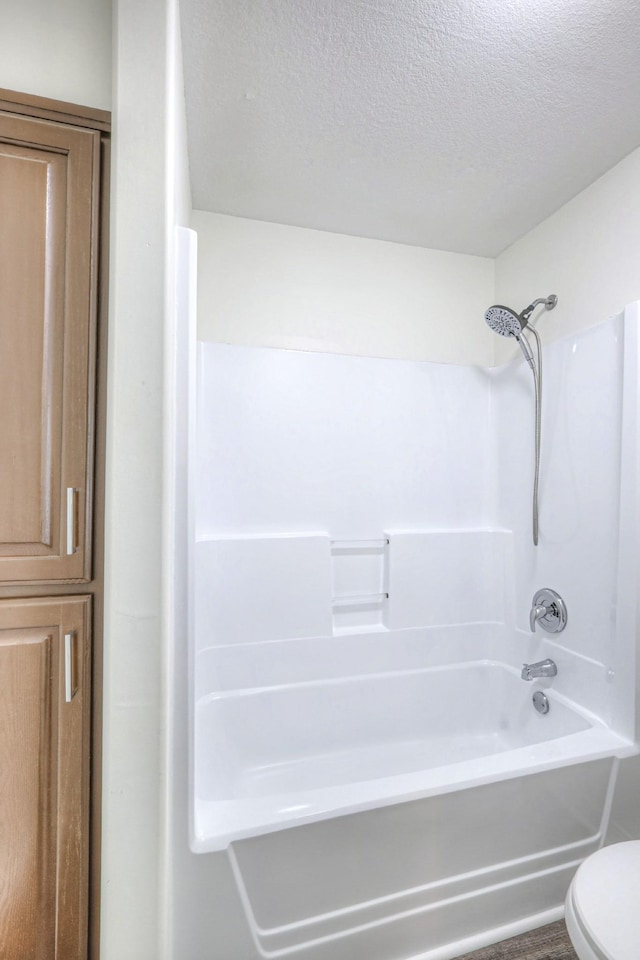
[330,539,389,550]
[64,631,76,702]
[66,487,78,555]
[331,592,389,607]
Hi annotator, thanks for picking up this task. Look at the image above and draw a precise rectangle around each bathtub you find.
[186,311,640,959]
[192,658,633,852]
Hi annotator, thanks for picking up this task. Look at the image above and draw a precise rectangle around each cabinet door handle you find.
[66,487,79,555]
[64,632,78,702]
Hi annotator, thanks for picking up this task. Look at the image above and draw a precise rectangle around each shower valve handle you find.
[529,604,548,632]
[529,588,567,634]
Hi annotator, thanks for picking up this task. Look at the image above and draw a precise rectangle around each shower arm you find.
[520,295,558,323]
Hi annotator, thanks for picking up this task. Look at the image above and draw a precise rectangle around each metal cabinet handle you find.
[66,487,79,555]
[64,632,78,702]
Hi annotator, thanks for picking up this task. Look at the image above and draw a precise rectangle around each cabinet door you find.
[0,114,100,582]
[0,596,91,959]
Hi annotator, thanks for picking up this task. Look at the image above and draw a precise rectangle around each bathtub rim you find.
[191,719,637,853]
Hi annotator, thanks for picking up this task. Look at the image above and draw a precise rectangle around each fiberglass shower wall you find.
[194,345,513,646]
[193,311,636,747]
[490,310,636,739]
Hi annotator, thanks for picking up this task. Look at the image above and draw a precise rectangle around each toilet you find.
[565,840,640,960]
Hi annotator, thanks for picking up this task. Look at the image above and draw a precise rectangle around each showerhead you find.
[484,304,534,367]
[484,295,558,338]
[484,305,525,338]
[484,295,557,368]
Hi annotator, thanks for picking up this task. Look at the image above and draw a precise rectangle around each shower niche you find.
[330,538,388,631]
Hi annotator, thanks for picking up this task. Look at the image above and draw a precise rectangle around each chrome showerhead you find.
[484,296,557,339]
[484,304,525,338]
[484,295,557,369]
[484,304,534,367]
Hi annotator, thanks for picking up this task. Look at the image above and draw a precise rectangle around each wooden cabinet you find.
[0,92,109,960]
[0,596,91,959]
[0,113,100,584]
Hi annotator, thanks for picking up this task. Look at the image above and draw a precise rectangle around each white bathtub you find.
[186,313,640,959]
[192,659,633,852]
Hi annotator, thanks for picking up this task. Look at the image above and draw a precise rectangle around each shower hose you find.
[522,326,542,546]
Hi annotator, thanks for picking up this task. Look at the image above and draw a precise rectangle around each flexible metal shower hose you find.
[522,326,542,546]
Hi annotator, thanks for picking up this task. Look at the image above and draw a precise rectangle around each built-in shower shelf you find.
[330,537,389,632]
[331,538,389,551]
[332,592,389,607]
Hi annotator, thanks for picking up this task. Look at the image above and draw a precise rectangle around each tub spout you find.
[521,658,557,681]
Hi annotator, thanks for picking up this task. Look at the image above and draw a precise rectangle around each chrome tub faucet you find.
[521,658,558,681]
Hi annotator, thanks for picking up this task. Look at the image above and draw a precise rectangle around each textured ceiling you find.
[180,0,640,257]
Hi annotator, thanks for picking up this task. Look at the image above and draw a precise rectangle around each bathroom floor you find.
[457,921,578,959]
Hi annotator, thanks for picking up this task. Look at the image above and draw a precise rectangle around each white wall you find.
[0,0,111,109]
[192,211,496,366]
[194,144,640,371]
[101,0,167,955]
[495,145,640,363]
[163,4,194,957]
[102,0,192,957]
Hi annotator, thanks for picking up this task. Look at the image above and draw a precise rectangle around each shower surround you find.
[189,305,638,960]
